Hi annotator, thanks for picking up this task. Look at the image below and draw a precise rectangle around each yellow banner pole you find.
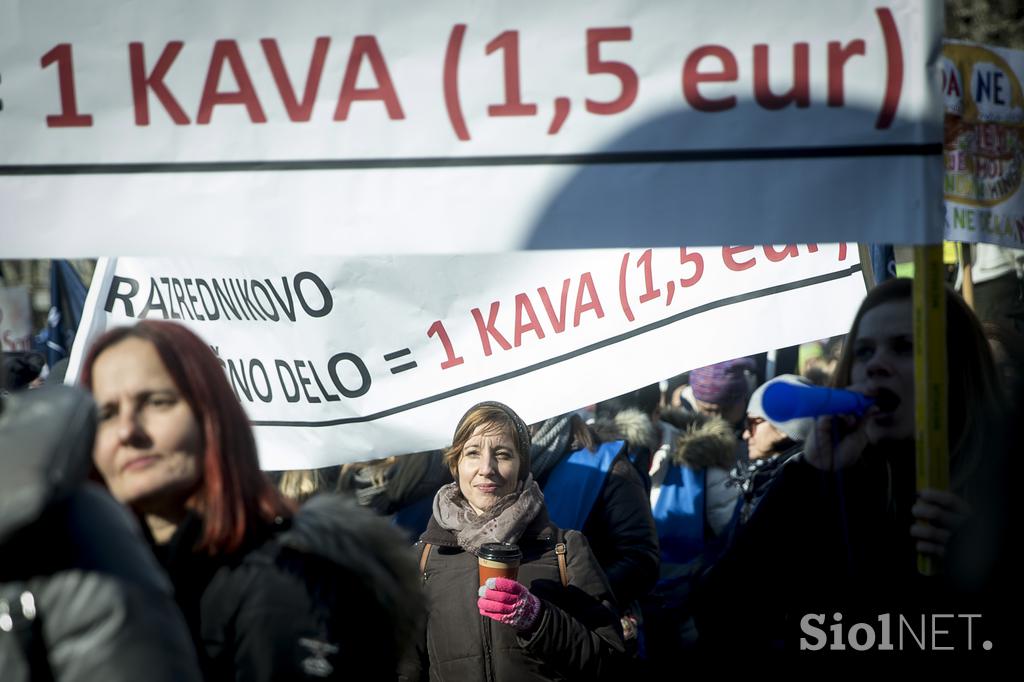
[913,245,949,577]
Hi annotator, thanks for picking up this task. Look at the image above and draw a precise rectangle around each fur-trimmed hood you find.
[661,409,737,471]
[591,408,659,453]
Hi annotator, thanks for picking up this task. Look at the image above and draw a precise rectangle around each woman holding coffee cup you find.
[399,401,625,681]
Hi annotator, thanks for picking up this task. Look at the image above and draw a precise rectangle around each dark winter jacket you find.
[155,494,423,681]
[695,446,924,652]
[400,509,625,681]
[728,444,802,527]
[583,412,661,604]
[0,386,202,682]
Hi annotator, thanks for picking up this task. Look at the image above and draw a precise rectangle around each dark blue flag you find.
[35,260,88,368]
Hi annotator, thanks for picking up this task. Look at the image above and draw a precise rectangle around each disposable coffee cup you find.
[478,543,522,586]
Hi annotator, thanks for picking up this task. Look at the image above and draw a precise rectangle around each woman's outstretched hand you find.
[478,577,542,632]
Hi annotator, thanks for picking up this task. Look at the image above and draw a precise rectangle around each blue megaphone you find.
[761,382,877,422]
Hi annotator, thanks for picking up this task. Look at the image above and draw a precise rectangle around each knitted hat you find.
[453,401,532,480]
[746,374,814,442]
[690,358,754,405]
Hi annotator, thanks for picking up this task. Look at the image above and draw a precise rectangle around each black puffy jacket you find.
[154,494,422,681]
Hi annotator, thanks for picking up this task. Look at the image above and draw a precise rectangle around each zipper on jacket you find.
[481,613,496,682]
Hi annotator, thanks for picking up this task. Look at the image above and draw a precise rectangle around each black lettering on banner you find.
[328,352,370,398]
[250,279,280,321]
[250,359,273,402]
[140,277,169,319]
[227,358,253,401]
[295,271,333,318]
[170,277,195,320]
[266,277,297,322]
[308,360,341,402]
[105,275,140,316]
[213,279,243,320]
[183,278,205,321]
[294,360,321,404]
[232,276,258,319]
[160,277,182,319]
[275,359,301,403]
[195,278,220,320]
[235,279,266,320]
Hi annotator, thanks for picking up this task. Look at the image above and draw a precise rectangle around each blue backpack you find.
[651,463,706,565]
[542,441,624,531]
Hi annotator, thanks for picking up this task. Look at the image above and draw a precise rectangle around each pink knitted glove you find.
[477,577,541,631]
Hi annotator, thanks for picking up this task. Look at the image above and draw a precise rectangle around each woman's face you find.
[743,416,788,459]
[457,423,521,515]
[90,337,202,516]
[849,299,915,443]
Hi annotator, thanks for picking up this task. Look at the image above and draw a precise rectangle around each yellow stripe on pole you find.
[912,245,949,577]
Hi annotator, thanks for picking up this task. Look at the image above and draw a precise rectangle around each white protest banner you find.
[2,1,941,257]
[67,245,864,468]
[942,40,1024,248]
[0,286,34,352]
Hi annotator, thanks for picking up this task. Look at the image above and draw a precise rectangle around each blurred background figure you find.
[1,351,45,392]
[642,409,738,664]
[336,450,452,542]
[959,244,1024,334]
[593,383,664,491]
[797,337,844,386]
[529,410,658,656]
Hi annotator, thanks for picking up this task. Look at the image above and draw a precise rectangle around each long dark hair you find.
[81,320,294,554]
[831,278,1005,491]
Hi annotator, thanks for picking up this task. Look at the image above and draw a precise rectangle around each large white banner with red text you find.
[1,1,941,256]
[66,245,864,468]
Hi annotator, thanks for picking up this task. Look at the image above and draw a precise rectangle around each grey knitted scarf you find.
[432,476,545,556]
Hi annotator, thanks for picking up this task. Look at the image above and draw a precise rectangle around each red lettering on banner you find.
[574,273,605,327]
[486,31,538,117]
[538,279,571,334]
[763,244,800,262]
[334,36,404,120]
[827,40,866,106]
[838,242,848,261]
[806,243,820,253]
[683,45,738,112]
[472,303,512,357]
[875,8,903,129]
[723,245,756,271]
[197,40,267,124]
[40,44,93,127]
[427,320,465,369]
[753,43,810,110]
[129,42,190,125]
[514,293,546,346]
[585,28,638,115]
[261,37,330,122]
[679,247,704,287]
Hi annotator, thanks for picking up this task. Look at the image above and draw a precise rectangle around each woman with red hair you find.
[81,320,421,680]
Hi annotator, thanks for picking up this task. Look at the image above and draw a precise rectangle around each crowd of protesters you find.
[2,275,1022,678]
